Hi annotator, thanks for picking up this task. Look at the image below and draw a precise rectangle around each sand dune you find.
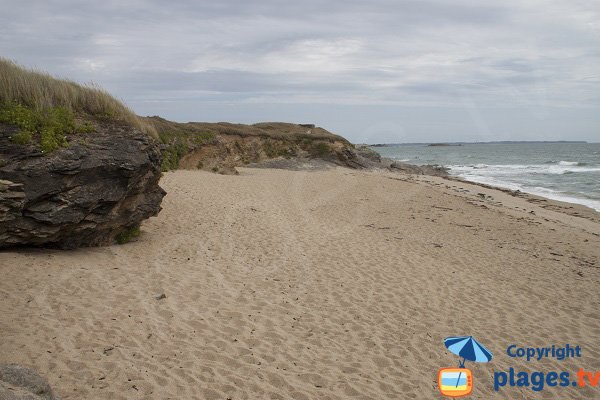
[1,168,599,399]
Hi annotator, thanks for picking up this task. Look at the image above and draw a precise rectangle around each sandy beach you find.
[1,167,599,399]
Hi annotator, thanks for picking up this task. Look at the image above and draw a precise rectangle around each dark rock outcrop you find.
[332,148,380,169]
[0,121,165,249]
[354,145,382,163]
[0,364,60,400]
[389,161,449,176]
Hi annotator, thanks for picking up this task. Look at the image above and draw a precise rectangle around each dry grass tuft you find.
[0,58,156,138]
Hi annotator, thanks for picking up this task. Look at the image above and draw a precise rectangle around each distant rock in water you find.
[0,364,60,400]
[0,121,165,249]
[428,143,462,147]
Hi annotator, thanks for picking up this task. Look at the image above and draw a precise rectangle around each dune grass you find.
[0,58,156,151]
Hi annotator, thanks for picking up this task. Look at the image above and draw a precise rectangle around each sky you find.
[1,0,599,143]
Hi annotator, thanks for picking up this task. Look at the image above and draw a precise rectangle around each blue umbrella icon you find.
[444,336,493,388]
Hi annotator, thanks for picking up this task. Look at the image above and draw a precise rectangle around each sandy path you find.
[1,168,599,399]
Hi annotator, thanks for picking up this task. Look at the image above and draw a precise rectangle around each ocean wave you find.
[558,160,579,166]
[449,164,600,176]
[449,174,600,211]
[548,166,600,174]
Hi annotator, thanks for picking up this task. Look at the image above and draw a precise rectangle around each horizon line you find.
[365,140,592,146]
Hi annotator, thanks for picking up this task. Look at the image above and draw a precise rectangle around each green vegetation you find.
[192,131,215,145]
[161,142,188,172]
[11,131,32,145]
[263,139,295,158]
[145,117,349,144]
[263,140,278,158]
[0,101,97,152]
[115,225,141,245]
[0,58,156,140]
[148,117,218,171]
[196,160,204,169]
[310,142,332,157]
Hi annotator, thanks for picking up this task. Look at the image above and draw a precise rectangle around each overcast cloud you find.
[1,0,599,142]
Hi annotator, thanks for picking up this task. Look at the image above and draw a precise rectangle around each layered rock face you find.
[0,122,165,249]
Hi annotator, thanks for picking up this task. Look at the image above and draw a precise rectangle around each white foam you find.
[548,166,600,174]
[450,164,600,176]
[449,171,600,212]
[558,161,578,166]
[525,190,600,212]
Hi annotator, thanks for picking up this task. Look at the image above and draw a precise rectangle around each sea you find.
[371,142,600,212]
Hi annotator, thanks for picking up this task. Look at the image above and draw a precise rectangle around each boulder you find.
[0,364,59,400]
[355,145,382,163]
[389,161,449,177]
[0,121,165,249]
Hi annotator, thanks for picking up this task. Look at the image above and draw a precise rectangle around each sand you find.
[1,167,599,399]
